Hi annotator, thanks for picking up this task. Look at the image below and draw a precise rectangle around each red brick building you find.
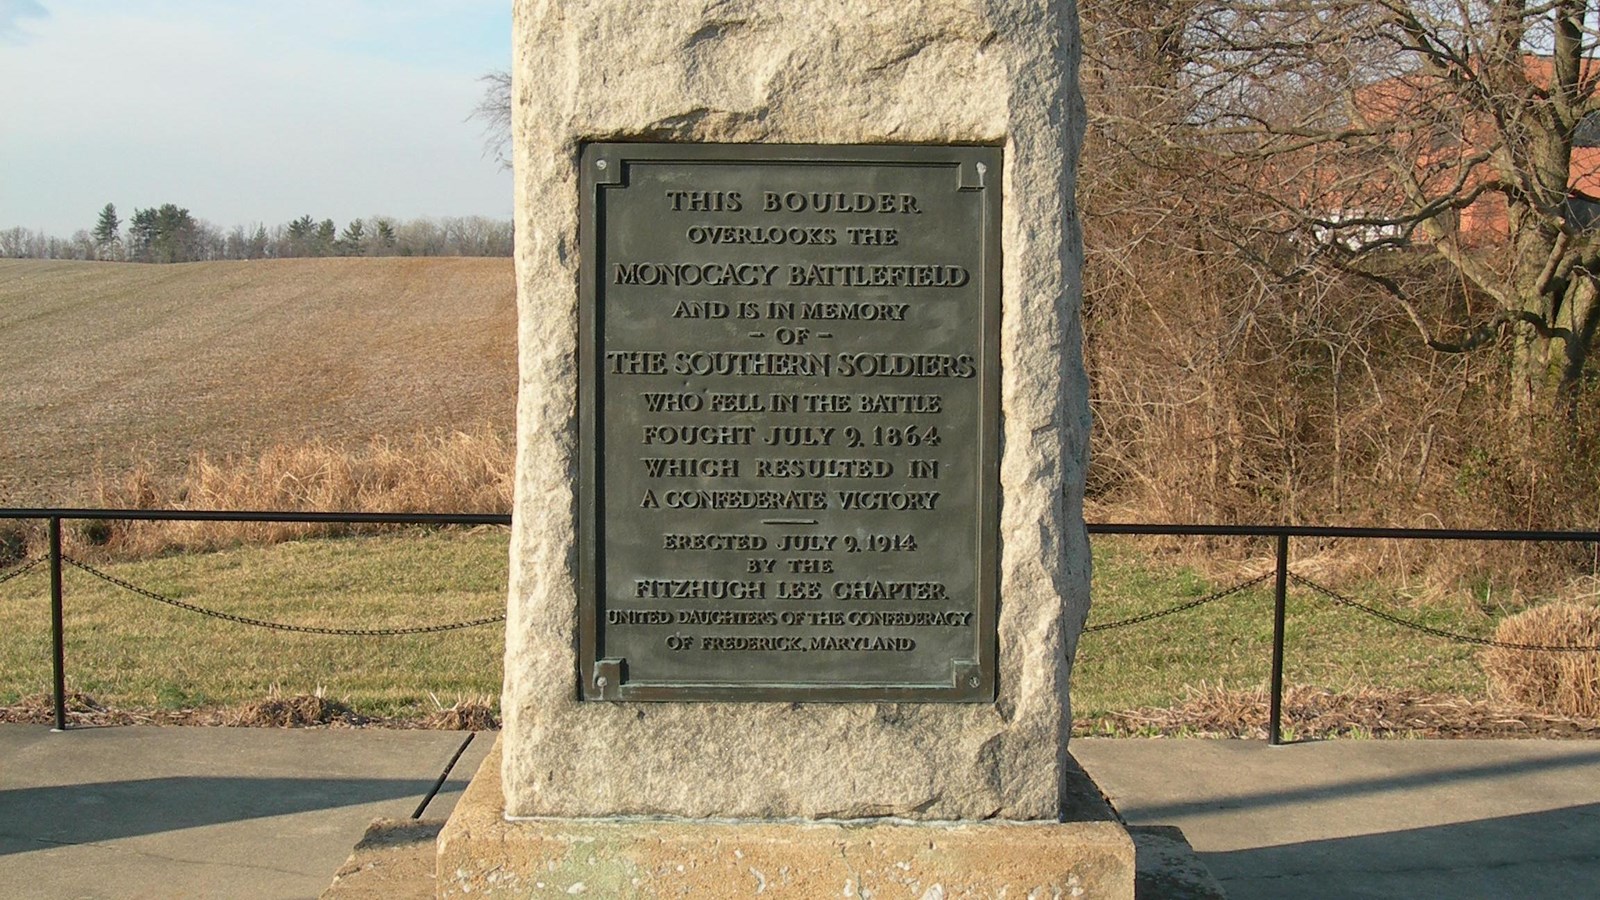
[1339,56,1600,247]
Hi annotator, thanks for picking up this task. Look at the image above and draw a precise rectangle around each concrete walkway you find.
[6,726,1599,898]
[1073,737,1600,899]
[0,724,490,900]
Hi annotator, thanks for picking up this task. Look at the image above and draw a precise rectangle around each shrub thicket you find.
[85,427,511,558]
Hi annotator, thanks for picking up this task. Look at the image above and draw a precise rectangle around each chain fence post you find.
[49,516,67,732]
[1268,531,1289,746]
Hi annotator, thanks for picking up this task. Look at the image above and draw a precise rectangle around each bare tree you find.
[469,69,512,170]
[1089,0,1600,417]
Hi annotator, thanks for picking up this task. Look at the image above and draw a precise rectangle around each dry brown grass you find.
[421,696,500,731]
[82,427,512,557]
[0,257,515,507]
[0,690,506,730]
[0,524,27,566]
[0,690,209,727]
[1076,682,1600,739]
[0,690,506,729]
[222,689,370,727]
[0,690,111,724]
[1481,603,1600,718]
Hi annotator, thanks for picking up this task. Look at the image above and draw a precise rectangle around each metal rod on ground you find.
[49,517,67,732]
[1268,532,1289,746]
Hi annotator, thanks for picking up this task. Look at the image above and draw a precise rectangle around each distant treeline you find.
[0,203,513,262]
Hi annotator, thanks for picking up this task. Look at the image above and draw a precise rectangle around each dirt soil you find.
[0,691,497,730]
[5,687,1591,738]
[0,257,516,506]
[1076,684,1600,739]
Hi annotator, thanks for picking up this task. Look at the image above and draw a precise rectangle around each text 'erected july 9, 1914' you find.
[578,143,1000,702]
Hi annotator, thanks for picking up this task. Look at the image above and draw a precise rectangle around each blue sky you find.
[0,0,512,236]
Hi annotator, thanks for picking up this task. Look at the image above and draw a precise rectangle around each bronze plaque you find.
[578,143,1000,701]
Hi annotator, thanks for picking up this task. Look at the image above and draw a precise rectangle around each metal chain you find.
[0,557,41,586]
[1084,571,1274,633]
[1290,572,1600,652]
[45,547,1598,650]
[61,556,505,636]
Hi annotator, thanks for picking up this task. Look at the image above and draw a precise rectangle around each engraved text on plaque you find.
[578,143,1000,701]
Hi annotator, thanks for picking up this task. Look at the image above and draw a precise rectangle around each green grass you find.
[0,530,1510,722]
[0,529,507,718]
[1072,537,1493,718]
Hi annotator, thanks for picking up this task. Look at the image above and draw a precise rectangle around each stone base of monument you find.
[436,738,1139,899]
[321,818,441,900]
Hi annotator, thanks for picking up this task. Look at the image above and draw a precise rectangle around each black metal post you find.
[49,516,67,732]
[1268,532,1289,746]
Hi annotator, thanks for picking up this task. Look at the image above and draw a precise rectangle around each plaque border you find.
[576,141,1002,702]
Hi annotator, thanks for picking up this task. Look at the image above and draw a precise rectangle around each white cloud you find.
[0,0,47,45]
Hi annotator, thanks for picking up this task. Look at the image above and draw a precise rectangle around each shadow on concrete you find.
[1205,802,1600,900]
[0,776,432,855]
[1123,747,1600,821]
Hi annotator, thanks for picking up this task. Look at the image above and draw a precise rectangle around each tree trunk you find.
[1508,328,1557,421]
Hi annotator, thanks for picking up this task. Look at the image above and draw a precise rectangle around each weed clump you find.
[224,689,368,727]
[422,695,499,731]
[0,690,107,724]
[1481,603,1600,718]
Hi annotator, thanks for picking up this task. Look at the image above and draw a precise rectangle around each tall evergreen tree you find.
[126,204,198,263]
[374,219,397,255]
[315,219,337,256]
[127,208,158,261]
[92,203,120,248]
[337,219,366,256]
[286,215,316,257]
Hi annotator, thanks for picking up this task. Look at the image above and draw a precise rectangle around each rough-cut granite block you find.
[439,741,1134,898]
[503,0,1090,821]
